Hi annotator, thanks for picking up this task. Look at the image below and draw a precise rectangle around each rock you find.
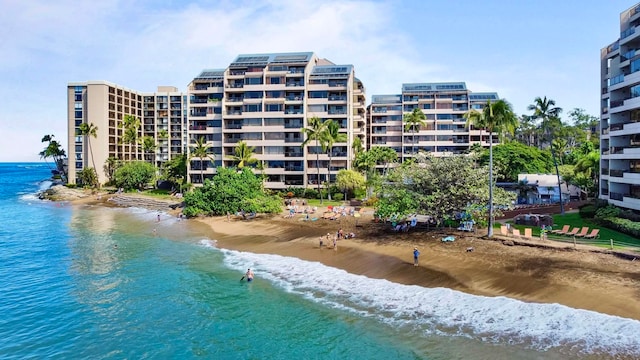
[39,185,90,201]
[502,240,515,246]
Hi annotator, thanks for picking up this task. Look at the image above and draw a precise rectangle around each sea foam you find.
[220,249,640,356]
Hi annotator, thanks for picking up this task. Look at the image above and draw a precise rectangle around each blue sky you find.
[0,0,634,161]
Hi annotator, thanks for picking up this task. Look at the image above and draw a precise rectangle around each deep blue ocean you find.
[1,162,640,360]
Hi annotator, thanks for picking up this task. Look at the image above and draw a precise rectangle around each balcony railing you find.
[601,168,609,175]
[610,99,625,108]
[601,188,609,195]
[609,192,627,201]
[609,169,624,177]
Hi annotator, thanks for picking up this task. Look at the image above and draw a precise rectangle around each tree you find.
[515,115,538,147]
[464,99,518,237]
[122,115,141,161]
[574,150,600,196]
[39,135,67,179]
[378,153,515,225]
[78,168,98,188]
[301,116,330,203]
[372,146,398,176]
[476,142,553,182]
[190,136,212,184]
[103,156,121,185]
[351,136,364,159]
[77,123,98,184]
[113,161,155,190]
[568,108,599,147]
[321,120,347,200]
[227,140,257,169]
[353,149,379,199]
[182,167,281,217]
[161,154,187,192]
[403,107,427,156]
[335,169,365,200]
[142,136,157,167]
[528,96,565,214]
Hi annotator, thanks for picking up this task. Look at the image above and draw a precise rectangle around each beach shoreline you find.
[66,190,640,321]
[195,211,640,321]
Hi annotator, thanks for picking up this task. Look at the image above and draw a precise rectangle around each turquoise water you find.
[1,163,639,359]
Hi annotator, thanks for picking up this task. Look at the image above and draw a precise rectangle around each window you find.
[308,104,326,113]
[266,104,283,112]
[74,103,83,109]
[245,77,263,85]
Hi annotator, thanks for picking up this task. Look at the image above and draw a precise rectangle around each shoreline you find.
[63,191,640,321]
[195,213,640,321]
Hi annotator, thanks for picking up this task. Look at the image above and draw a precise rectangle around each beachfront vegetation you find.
[322,120,347,200]
[103,157,121,185]
[182,167,281,217]
[113,161,155,190]
[77,167,98,188]
[227,141,258,169]
[464,99,518,236]
[403,107,426,155]
[301,116,330,204]
[122,115,141,161]
[335,169,365,200]
[142,136,156,166]
[528,96,564,213]
[39,134,67,180]
[476,142,553,182]
[376,153,516,227]
[77,123,98,182]
[190,136,211,184]
[161,154,188,192]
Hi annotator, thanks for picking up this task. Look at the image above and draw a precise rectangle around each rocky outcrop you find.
[108,194,182,211]
[39,185,91,201]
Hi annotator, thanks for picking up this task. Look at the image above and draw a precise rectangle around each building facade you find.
[600,3,640,211]
[67,82,187,185]
[368,82,499,169]
[184,52,365,188]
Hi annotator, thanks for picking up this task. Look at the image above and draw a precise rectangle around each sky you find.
[0,0,634,162]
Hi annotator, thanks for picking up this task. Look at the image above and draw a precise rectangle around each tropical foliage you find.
[113,161,155,190]
[227,140,257,169]
[376,154,515,226]
[122,115,141,161]
[77,167,98,188]
[39,134,67,179]
[321,120,347,200]
[190,136,211,184]
[77,122,98,181]
[476,142,553,182]
[403,107,427,156]
[301,116,330,203]
[335,169,365,200]
[182,167,281,217]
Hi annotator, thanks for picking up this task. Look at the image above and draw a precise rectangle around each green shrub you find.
[304,188,318,199]
[595,205,620,220]
[65,183,77,189]
[113,161,155,190]
[332,193,344,201]
[579,204,596,219]
[620,209,640,222]
[597,217,640,238]
[363,196,378,207]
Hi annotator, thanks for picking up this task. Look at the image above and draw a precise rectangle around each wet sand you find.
[195,211,640,321]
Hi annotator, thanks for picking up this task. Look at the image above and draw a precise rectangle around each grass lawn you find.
[139,189,175,200]
[303,198,346,207]
[504,212,640,249]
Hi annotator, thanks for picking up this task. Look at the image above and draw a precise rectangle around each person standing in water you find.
[245,268,254,282]
[413,247,420,266]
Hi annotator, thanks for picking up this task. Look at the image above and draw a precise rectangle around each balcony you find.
[610,192,627,201]
[610,169,624,177]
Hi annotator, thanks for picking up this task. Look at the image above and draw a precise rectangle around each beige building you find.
[185,52,366,189]
[67,81,187,185]
[600,2,640,211]
[368,82,499,170]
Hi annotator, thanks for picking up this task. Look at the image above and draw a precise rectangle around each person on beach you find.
[413,247,420,266]
[157,214,161,222]
[333,236,338,251]
[319,236,324,249]
[245,268,254,282]
[338,228,344,239]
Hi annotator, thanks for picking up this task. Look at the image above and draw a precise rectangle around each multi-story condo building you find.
[67,82,187,185]
[368,82,498,169]
[600,3,640,211]
[185,52,366,189]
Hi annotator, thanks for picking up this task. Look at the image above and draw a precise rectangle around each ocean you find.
[1,162,639,360]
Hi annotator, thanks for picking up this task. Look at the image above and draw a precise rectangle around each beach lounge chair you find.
[551,225,570,235]
[512,229,521,238]
[564,227,580,237]
[524,228,532,239]
[574,227,589,237]
[441,235,455,242]
[583,229,600,239]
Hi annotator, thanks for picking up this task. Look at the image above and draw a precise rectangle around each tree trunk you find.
[327,147,332,201]
[551,148,565,215]
[315,139,323,204]
[488,131,494,238]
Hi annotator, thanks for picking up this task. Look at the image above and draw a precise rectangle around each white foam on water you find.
[198,239,218,249]
[220,249,640,356]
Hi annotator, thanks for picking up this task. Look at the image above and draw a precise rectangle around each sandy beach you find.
[68,190,640,321]
[194,209,640,321]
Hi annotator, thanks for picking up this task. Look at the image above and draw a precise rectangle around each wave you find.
[220,250,640,357]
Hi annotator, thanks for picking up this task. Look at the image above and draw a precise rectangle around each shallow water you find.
[0,163,638,359]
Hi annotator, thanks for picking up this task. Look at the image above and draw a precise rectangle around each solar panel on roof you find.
[273,55,309,62]
[312,66,350,74]
[235,56,269,63]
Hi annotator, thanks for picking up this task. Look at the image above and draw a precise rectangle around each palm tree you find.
[377,147,398,176]
[321,120,347,200]
[227,140,258,169]
[351,136,364,159]
[301,116,330,203]
[528,96,565,214]
[142,136,157,167]
[464,99,518,237]
[77,122,98,176]
[403,107,427,157]
[574,150,600,196]
[122,115,141,161]
[190,136,211,184]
